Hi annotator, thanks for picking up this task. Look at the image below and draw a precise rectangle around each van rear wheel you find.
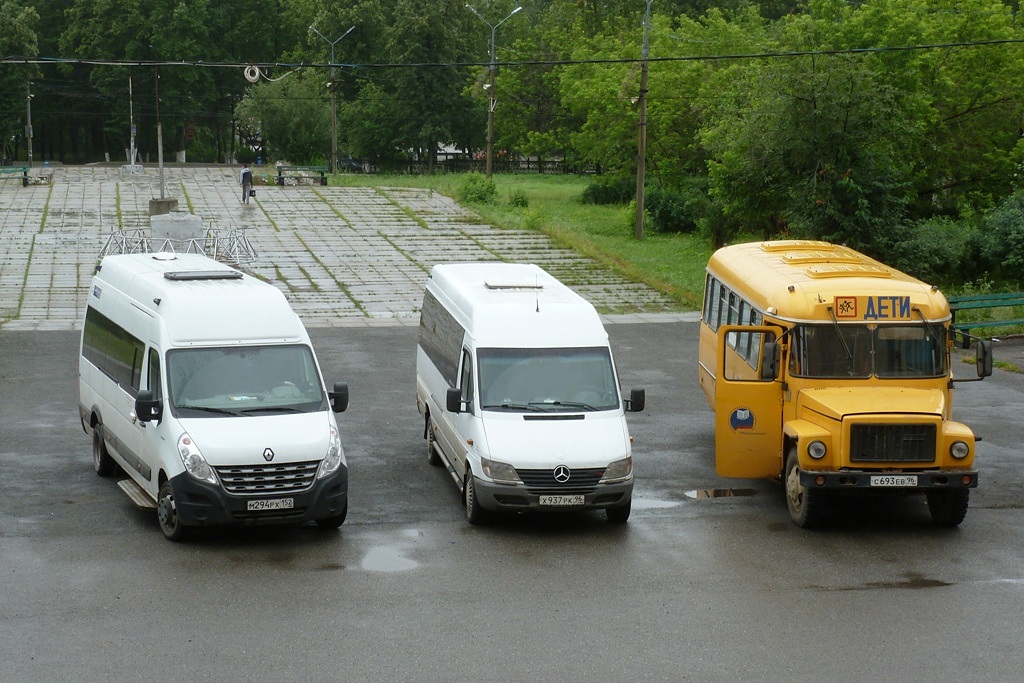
[426,421,441,467]
[92,425,116,477]
[157,482,190,542]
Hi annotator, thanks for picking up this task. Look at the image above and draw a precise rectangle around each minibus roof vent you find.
[484,280,544,291]
[164,270,244,281]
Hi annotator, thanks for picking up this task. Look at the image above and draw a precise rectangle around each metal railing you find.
[99,226,258,265]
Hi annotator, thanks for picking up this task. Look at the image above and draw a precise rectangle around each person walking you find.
[240,163,253,203]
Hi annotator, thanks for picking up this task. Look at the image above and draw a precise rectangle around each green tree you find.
[0,0,39,161]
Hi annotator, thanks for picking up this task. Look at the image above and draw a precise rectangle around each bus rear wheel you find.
[927,489,969,527]
[785,448,825,529]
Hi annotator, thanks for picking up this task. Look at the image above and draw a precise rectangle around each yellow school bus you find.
[698,240,992,528]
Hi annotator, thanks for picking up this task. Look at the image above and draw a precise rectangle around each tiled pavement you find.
[0,165,697,330]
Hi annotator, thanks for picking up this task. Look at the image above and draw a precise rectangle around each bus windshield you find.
[478,347,619,412]
[789,324,946,379]
[167,344,327,416]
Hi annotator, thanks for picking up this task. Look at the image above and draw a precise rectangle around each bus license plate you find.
[247,498,294,511]
[539,495,585,506]
[870,475,918,487]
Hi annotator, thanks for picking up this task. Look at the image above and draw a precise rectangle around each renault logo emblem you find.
[553,465,571,483]
[263,448,275,462]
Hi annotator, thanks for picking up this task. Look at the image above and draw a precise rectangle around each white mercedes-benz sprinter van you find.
[416,262,645,524]
[79,253,350,541]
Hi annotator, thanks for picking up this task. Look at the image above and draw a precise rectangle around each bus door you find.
[714,325,784,478]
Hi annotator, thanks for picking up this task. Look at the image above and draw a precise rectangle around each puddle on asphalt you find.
[631,497,681,510]
[683,488,758,500]
[360,546,418,572]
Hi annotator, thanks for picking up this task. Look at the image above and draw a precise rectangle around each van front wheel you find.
[464,472,489,525]
[426,421,441,467]
[157,482,190,542]
[316,501,348,529]
[92,425,116,477]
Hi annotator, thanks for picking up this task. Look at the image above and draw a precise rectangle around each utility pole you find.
[310,24,355,174]
[634,0,653,240]
[26,81,34,168]
[156,65,166,199]
[466,4,522,180]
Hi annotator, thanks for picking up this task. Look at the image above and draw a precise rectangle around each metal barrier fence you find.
[99,226,258,265]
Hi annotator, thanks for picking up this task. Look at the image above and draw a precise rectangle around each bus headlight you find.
[808,441,827,460]
[601,456,633,483]
[178,433,217,484]
[318,425,346,478]
[950,441,970,460]
[481,458,520,485]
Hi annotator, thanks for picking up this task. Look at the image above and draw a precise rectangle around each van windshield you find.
[167,344,327,416]
[789,324,947,379]
[478,347,619,412]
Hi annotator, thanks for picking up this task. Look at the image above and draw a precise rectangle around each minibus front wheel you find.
[92,423,116,477]
[785,448,825,529]
[426,420,442,467]
[157,482,190,542]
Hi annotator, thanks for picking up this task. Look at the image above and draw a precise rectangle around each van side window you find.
[82,306,146,396]
[147,348,162,397]
[459,349,474,413]
[419,290,465,386]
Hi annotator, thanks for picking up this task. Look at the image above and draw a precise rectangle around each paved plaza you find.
[0,165,692,331]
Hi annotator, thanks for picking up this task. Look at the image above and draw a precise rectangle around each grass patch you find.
[331,173,711,309]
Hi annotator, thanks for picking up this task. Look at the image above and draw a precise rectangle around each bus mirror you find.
[330,382,349,413]
[135,389,162,423]
[626,388,646,412]
[976,340,993,378]
[446,387,464,414]
[760,340,780,380]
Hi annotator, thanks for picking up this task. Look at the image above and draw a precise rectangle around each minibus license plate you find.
[870,475,917,487]
[247,498,294,511]
[539,495,585,506]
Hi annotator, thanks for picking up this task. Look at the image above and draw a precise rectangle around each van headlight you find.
[318,425,346,478]
[481,457,520,485]
[950,441,970,460]
[178,433,217,484]
[601,456,633,483]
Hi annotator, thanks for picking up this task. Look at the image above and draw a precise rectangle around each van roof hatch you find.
[164,270,243,281]
[484,280,543,291]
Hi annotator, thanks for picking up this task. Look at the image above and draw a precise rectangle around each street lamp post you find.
[310,24,355,175]
[466,4,522,180]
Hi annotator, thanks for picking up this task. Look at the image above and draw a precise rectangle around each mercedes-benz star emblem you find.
[263,447,275,462]
[553,465,571,483]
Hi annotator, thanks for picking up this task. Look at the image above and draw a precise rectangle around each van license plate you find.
[247,498,294,511]
[870,475,918,487]
[539,495,585,506]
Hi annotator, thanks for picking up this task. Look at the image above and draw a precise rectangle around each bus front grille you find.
[850,424,936,463]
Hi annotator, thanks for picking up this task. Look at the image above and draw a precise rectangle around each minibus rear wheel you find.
[92,424,116,477]
[926,489,969,527]
[785,448,825,529]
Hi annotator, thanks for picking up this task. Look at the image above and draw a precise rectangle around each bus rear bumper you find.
[799,469,978,490]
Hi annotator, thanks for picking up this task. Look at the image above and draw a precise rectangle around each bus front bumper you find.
[799,469,978,490]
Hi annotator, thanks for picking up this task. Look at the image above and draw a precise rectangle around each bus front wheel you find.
[927,489,969,527]
[785,448,825,529]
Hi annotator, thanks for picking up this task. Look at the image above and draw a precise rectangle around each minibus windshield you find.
[167,344,327,416]
[478,346,619,412]
[789,324,946,379]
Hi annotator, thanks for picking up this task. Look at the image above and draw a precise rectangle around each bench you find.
[948,292,1024,347]
[0,166,29,187]
[276,165,328,186]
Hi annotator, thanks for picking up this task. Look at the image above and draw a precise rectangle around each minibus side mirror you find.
[446,387,463,414]
[330,382,349,413]
[135,389,162,423]
[760,341,780,380]
[625,388,646,412]
[977,340,993,378]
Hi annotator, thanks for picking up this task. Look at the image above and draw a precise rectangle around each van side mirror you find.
[135,389,162,423]
[760,341,780,380]
[330,382,349,413]
[977,340,993,378]
[625,388,645,412]
[446,387,464,414]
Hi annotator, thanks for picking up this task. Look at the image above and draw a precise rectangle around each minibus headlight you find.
[808,441,827,460]
[481,457,520,485]
[601,456,633,483]
[318,425,346,478]
[178,433,217,484]
[950,441,970,460]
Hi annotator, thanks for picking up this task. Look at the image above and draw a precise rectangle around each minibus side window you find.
[147,348,162,397]
[459,349,475,414]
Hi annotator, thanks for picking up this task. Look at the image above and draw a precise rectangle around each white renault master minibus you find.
[416,262,645,524]
[79,253,350,541]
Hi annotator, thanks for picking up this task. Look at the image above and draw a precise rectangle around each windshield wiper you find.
[176,405,243,416]
[241,406,306,414]
[826,304,854,360]
[543,400,598,411]
[483,402,547,412]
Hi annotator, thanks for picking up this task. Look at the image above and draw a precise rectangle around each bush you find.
[645,185,699,233]
[458,173,497,204]
[582,174,635,205]
[508,189,529,208]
